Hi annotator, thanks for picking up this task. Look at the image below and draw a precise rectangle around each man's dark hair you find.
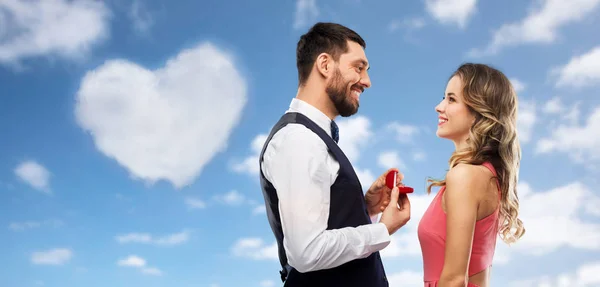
[296,22,366,86]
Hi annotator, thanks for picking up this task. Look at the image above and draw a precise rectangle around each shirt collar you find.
[287,98,334,138]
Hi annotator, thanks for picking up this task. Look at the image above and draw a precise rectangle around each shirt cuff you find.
[366,222,391,253]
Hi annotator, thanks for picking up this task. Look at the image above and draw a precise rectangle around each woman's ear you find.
[470,110,481,126]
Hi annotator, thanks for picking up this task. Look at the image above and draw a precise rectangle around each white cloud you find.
[117,255,163,276]
[554,46,600,88]
[192,189,259,213]
[231,237,278,260]
[116,230,190,246]
[231,134,268,175]
[491,244,511,265]
[140,267,163,276]
[412,151,427,161]
[74,42,247,189]
[380,193,433,259]
[386,122,420,144]
[509,261,600,287]
[117,255,146,267]
[0,0,110,66]
[541,97,581,127]
[560,102,582,126]
[31,248,72,265]
[184,197,206,209]
[535,105,600,163]
[510,78,526,93]
[14,160,51,193]
[260,280,275,287]
[213,190,247,206]
[185,197,206,209]
[380,230,423,259]
[378,151,407,170]
[337,116,372,163]
[252,204,266,215]
[504,182,600,258]
[386,270,424,287]
[389,17,426,32]
[517,99,537,143]
[9,219,63,231]
[129,0,153,34]
[10,221,40,231]
[543,97,564,114]
[490,181,600,265]
[293,0,319,30]
[469,0,600,57]
[425,0,478,28]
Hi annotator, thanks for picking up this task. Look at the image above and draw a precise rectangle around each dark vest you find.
[258,112,388,287]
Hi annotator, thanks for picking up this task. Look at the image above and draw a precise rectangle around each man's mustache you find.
[350,84,364,93]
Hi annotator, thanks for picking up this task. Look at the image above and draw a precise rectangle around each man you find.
[258,22,411,287]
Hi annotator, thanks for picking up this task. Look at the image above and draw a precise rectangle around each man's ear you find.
[315,52,331,78]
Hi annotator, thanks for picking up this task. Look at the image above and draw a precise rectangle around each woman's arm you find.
[438,164,488,287]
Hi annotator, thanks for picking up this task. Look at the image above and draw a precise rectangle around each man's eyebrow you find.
[354,59,370,70]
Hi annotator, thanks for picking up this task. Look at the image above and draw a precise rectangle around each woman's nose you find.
[435,101,444,113]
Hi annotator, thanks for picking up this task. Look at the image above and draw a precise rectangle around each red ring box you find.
[385,170,414,193]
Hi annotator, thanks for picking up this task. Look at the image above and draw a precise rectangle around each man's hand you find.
[365,168,404,216]
[379,187,411,235]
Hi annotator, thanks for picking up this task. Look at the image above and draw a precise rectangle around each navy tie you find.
[331,121,339,143]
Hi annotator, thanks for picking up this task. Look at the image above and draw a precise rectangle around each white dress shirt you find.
[260,98,391,273]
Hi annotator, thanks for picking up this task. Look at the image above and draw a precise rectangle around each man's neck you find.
[296,85,338,120]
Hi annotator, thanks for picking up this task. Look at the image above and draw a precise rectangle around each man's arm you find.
[261,125,391,273]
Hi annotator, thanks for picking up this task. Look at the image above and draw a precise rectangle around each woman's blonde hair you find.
[427,63,525,245]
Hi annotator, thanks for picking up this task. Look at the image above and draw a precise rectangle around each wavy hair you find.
[427,63,525,245]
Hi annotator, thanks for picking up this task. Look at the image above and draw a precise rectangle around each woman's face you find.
[435,75,476,148]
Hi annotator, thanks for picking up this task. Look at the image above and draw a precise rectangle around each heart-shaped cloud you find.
[75,42,247,188]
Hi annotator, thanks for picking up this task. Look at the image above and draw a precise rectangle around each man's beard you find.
[326,68,359,117]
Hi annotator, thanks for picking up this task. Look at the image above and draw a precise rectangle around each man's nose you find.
[360,73,371,89]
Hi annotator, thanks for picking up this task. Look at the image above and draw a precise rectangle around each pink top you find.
[417,162,501,286]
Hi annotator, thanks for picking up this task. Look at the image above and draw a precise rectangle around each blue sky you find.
[2,0,600,286]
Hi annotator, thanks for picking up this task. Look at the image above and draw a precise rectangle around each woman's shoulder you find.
[446,163,495,195]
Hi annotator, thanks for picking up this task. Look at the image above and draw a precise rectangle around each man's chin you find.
[339,108,358,117]
[339,104,358,117]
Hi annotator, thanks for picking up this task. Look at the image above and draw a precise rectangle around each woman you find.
[417,63,525,287]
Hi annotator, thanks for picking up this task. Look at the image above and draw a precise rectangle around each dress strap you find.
[481,162,501,200]
[481,162,497,176]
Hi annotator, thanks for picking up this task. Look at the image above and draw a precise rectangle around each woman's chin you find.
[436,132,459,144]
[436,130,450,139]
